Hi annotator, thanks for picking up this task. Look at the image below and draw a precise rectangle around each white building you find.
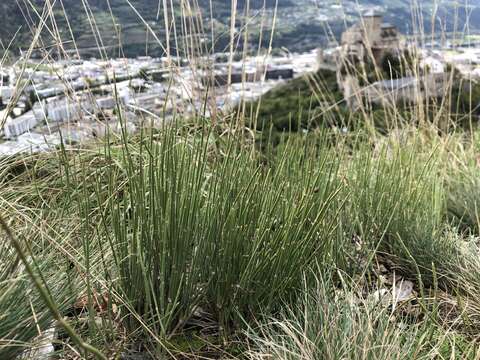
[0,86,14,104]
[0,133,61,156]
[46,97,94,123]
[3,111,39,139]
[364,73,451,106]
[96,96,116,110]
[32,101,48,121]
[420,54,445,74]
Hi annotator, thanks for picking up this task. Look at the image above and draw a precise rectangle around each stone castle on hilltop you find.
[318,10,403,71]
[340,9,402,66]
[319,10,449,109]
[318,10,405,107]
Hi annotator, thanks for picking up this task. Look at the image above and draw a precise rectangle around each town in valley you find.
[1,9,480,156]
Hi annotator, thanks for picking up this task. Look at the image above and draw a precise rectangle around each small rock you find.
[19,326,56,360]
[393,279,414,303]
[368,279,415,308]
[378,264,388,274]
[370,288,391,305]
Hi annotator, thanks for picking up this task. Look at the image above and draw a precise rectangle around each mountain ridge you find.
[1,0,479,58]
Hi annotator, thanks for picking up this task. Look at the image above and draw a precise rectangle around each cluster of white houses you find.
[3,90,131,139]
[0,49,314,150]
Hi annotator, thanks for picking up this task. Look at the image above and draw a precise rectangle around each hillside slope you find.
[246,69,344,132]
[247,67,480,134]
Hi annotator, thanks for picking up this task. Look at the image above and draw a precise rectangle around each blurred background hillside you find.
[2,0,480,57]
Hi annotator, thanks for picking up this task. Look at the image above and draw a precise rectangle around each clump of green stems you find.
[93,125,343,336]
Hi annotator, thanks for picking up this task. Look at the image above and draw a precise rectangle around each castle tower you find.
[362,9,383,46]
